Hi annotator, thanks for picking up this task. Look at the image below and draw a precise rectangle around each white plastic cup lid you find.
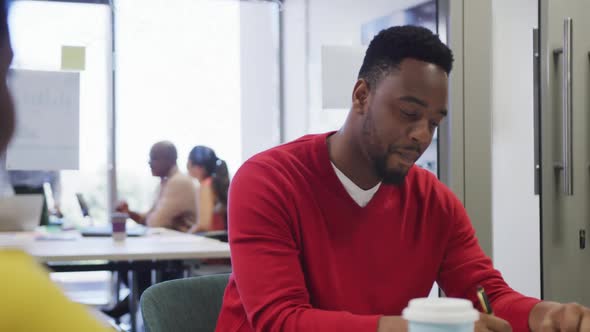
[402,298,479,324]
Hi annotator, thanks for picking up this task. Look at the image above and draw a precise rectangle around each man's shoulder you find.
[233,133,328,187]
[167,172,198,190]
[169,171,194,182]
[246,133,324,167]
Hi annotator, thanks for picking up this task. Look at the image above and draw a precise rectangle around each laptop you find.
[80,224,147,237]
[0,194,44,232]
[75,193,147,237]
[76,193,90,217]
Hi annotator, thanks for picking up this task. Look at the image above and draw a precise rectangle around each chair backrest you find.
[140,274,230,332]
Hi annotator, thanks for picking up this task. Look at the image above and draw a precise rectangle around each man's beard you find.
[373,153,409,185]
[362,106,418,186]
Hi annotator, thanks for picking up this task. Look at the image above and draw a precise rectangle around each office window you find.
[8,0,280,221]
[115,0,280,211]
[8,1,112,222]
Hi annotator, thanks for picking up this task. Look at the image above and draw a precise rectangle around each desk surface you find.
[0,228,231,262]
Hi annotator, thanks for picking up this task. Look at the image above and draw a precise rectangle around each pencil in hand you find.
[477,286,494,315]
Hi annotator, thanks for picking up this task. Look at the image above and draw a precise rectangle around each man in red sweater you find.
[215,26,590,332]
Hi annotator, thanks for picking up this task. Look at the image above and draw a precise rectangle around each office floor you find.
[51,271,114,306]
[51,271,137,331]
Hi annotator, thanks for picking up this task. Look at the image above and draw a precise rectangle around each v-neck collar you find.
[314,132,401,211]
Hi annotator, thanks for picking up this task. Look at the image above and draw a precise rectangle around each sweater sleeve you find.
[437,192,540,332]
[228,161,381,332]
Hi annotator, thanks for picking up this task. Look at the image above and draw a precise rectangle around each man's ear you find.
[352,79,370,114]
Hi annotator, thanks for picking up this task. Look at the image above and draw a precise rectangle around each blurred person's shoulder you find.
[168,170,198,192]
[0,250,113,331]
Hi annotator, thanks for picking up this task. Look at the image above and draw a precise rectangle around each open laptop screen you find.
[0,194,44,231]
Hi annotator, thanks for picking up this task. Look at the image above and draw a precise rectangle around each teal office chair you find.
[140,274,230,332]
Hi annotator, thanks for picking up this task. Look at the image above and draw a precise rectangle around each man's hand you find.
[377,316,407,332]
[477,314,512,332]
[115,201,129,214]
[530,302,590,332]
[50,205,64,218]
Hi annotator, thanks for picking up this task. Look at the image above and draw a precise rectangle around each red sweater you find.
[216,132,539,332]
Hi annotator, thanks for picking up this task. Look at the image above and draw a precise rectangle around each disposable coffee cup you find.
[402,298,479,332]
[111,212,128,242]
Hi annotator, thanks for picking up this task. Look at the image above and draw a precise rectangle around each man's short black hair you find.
[358,25,454,89]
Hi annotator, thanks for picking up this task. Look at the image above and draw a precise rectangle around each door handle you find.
[552,18,573,195]
[533,28,541,195]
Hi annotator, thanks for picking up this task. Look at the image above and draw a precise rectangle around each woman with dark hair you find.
[187,145,230,232]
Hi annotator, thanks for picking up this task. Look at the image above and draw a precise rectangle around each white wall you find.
[240,1,281,158]
[491,0,540,298]
[282,0,309,142]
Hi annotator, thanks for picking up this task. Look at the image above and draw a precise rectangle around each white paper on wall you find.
[321,45,366,109]
[6,69,80,170]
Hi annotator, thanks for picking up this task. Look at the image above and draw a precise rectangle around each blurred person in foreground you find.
[0,1,112,330]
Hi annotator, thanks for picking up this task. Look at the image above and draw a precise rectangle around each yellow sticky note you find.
[61,46,86,71]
